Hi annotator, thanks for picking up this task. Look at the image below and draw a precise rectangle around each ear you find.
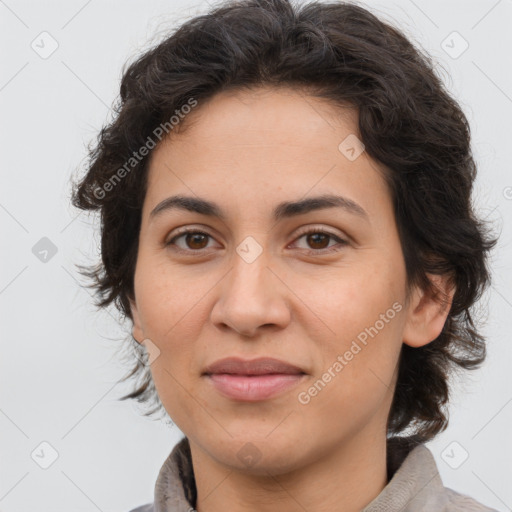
[129,298,144,344]
[402,273,455,348]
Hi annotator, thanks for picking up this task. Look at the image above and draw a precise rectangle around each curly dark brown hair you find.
[72,0,498,443]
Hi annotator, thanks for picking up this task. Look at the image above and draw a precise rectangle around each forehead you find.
[165,85,358,148]
[144,86,392,223]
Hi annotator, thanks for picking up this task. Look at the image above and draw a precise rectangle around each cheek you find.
[132,252,213,408]
[296,263,404,409]
[135,283,203,433]
[134,253,204,338]
[297,308,403,443]
[298,261,403,342]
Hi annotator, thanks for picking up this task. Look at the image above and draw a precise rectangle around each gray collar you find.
[151,436,495,512]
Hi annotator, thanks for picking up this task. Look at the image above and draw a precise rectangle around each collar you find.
[151,435,450,512]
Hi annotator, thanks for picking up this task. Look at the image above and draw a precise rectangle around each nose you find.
[210,251,291,338]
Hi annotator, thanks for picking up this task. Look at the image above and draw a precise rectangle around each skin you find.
[130,86,454,512]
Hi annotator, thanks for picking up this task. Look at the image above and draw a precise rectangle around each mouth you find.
[202,357,307,402]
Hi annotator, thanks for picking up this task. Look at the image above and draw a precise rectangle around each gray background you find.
[1,0,511,510]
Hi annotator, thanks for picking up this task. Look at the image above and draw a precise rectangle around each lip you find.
[203,357,307,402]
[203,356,306,376]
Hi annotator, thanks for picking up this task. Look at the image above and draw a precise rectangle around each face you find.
[130,86,440,475]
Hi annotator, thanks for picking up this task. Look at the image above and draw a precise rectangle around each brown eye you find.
[305,232,330,250]
[292,228,348,254]
[166,229,216,252]
[184,232,209,250]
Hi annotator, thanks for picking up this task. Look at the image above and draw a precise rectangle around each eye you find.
[165,226,349,255]
[290,227,349,254]
[166,228,218,253]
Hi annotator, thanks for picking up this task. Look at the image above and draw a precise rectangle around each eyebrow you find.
[149,194,370,223]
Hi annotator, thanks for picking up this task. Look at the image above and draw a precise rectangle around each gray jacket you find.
[130,436,498,512]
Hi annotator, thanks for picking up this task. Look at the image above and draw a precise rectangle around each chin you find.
[203,430,309,476]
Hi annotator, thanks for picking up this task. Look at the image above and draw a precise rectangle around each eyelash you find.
[165,226,349,256]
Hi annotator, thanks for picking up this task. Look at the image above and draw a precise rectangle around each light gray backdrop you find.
[1,0,511,511]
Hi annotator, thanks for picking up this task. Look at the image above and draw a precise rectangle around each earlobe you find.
[129,298,144,343]
[402,274,455,348]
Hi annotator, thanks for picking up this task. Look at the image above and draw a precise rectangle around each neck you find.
[189,428,388,512]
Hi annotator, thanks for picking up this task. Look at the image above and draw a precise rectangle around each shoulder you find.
[443,487,499,511]
[364,441,499,512]
[128,504,154,512]
[404,445,498,512]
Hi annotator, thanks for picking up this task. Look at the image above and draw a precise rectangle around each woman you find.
[72,0,498,510]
